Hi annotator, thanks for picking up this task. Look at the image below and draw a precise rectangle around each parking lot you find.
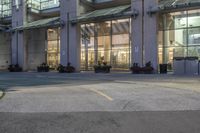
[0,72,200,133]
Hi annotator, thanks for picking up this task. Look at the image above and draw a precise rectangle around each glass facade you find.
[27,0,60,10]
[0,0,11,18]
[158,9,200,70]
[81,18,131,70]
[47,28,60,69]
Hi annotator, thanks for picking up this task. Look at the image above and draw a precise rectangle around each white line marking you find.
[0,90,4,99]
[87,88,113,101]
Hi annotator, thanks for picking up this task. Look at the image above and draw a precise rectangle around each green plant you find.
[94,61,112,73]
[130,63,141,74]
[8,64,22,72]
[57,63,75,73]
[37,63,49,72]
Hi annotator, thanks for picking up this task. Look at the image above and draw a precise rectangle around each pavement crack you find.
[121,100,132,111]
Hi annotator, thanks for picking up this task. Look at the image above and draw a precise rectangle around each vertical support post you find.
[60,0,80,71]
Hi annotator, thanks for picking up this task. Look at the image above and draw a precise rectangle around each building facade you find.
[0,0,199,72]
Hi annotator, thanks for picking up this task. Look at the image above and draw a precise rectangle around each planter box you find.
[130,62,154,74]
[94,66,111,73]
[57,64,75,73]
[37,66,49,72]
[130,67,141,74]
[8,65,22,72]
[37,63,49,72]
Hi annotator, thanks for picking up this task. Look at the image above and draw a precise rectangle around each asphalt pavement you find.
[0,72,200,133]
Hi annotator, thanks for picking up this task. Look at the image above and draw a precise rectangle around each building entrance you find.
[47,28,60,69]
[81,18,131,70]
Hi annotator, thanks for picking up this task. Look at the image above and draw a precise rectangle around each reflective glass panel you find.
[188,9,200,28]
[80,18,131,71]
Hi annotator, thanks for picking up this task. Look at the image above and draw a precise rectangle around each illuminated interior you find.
[27,0,60,10]
[158,9,200,70]
[0,0,11,18]
[81,18,131,70]
[47,28,60,69]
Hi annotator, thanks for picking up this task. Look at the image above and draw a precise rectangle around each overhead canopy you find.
[72,5,132,23]
[13,17,63,31]
[150,0,200,13]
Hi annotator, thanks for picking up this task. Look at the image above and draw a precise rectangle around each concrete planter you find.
[37,63,49,72]
[8,64,22,72]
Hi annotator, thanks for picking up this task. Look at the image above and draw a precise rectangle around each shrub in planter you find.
[37,63,49,72]
[130,63,141,74]
[130,62,154,74]
[142,61,154,74]
[57,64,65,73]
[8,64,22,72]
[57,63,75,73]
[94,62,112,73]
[65,63,75,73]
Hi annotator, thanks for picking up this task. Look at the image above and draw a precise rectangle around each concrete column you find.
[11,0,28,70]
[132,0,158,71]
[60,0,80,71]
[131,0,143,66]
[144,0,158,71]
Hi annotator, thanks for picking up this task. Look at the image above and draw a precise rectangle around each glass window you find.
[188,9,200,28]
[188,28,200,46]
[188,46,200,58]
[164,47,187,63]
[96,21,111,64]
[159,9,200,70]
[27,0,59,10]
[0,0,11,18]
[164,29,187,47]
[163,11,187,30]
[80,18,131,71]
[111,19,130,69]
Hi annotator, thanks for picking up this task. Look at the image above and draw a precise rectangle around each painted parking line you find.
[0,89,5,99]
[87,88,113,101]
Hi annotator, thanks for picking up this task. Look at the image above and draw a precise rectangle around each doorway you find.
[47,28,60,69]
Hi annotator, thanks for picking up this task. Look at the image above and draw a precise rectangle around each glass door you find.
[47,28,60,69]
[111,19,131,70]
[97,21,111,65]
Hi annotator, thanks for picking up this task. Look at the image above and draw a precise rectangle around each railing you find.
[0,0,12,18]
[27,0,60,11]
